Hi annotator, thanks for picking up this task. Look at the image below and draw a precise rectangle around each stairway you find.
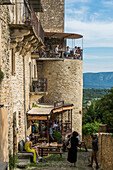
[17,152,33,168]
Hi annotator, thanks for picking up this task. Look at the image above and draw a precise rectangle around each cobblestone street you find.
[26,150,102,170]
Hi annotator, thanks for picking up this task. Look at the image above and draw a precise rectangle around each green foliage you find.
[82,122,100,135]
[83,87,113,129]
[83,99,102,125]
[9,150,18,170]
[53,131,62,142]
[83,88,109,107]
[0,69,4,81]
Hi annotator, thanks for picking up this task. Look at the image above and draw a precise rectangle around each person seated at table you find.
[25,134,42,163]
[76,47,83,59]
[58,45,63,58]
[40,46,45,57]
[72,46,78,58]
[64,46,70,57]
[49,124,54,142]
[72,46,77,54]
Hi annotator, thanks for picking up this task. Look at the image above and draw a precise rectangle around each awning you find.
[44,32,83,39]
[27,103,73,120]
[52,104,74,113]
[27,106,53,116]
[27,104,54,120]
[28,0,43,12]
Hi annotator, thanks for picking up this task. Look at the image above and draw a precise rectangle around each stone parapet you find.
[98,133,113,170]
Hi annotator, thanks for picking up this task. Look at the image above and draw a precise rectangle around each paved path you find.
[26,150,102,170]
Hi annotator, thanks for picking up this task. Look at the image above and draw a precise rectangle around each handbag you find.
[67,138,71,149]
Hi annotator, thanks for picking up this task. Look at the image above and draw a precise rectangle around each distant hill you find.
[83,72,113,89]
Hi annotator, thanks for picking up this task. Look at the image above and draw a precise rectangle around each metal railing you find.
[10,2,44,43]
[39,50,83,60]
[30,78,47,93]
[30,5,44,42]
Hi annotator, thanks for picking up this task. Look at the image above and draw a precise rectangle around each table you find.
[37,144,63,157]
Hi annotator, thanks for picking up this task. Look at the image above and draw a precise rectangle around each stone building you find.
[36,0,83,137]
[0,0,83,163]
[0,0,44,162]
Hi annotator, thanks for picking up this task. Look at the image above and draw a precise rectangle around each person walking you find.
[88,133,99,169]
[67,131,79,167]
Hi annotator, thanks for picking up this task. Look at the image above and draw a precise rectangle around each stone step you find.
[18,152,33,159]
[17,159,30,168]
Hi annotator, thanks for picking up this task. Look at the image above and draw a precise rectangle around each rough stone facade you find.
[41,59,83,136]
[40,0,64,32]
[0,107,8,162]
[98,133,113,170]
[0,1,40,158]
[0,5,11,161]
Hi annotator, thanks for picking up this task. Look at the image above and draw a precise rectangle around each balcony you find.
[30,78,47,95]
[10,0,44,56]
[32,32,83,61]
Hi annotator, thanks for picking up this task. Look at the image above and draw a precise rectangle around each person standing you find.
[88,134,99,169]
[67,131,79,167]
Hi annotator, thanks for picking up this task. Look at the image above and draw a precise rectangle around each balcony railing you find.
[30,78,47,93]
[10,2,44,43]
[39,50,83,60]
[30,6,44,42]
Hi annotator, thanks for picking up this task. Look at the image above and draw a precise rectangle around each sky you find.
[65,0,113,73]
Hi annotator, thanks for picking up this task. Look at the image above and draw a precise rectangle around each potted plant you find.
[0,69,4,82]
[53,131,62,143]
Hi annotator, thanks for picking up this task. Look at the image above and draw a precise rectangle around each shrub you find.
[82,122,101,135]
[9,150,18,170]
[53,131,62,142]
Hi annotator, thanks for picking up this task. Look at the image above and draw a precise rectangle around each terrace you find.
[32,32,83,61]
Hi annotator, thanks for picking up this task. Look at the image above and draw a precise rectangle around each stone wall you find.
[0,5,11,157]
[40,0,64,32]
[41,59,83,136]
[82,134,92,149]
[98,133,113,170]
[0,107,8,162]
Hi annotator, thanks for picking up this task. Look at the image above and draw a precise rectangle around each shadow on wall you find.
[0,107,9,162]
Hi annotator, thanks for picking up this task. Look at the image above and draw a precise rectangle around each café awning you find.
[27,103,74,120]
[27,104,54,120]
[44,32,83,39]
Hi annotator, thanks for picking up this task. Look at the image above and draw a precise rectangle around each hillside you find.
[83,72,113,89]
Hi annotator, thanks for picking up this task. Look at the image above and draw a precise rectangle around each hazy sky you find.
[65,0,113,73]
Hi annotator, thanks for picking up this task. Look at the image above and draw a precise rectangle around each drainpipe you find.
[23,56,27,139]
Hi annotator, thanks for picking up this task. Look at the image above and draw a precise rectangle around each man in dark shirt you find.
[88,134,99,169]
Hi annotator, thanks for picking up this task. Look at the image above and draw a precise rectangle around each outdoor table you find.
[37,144,63,157]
